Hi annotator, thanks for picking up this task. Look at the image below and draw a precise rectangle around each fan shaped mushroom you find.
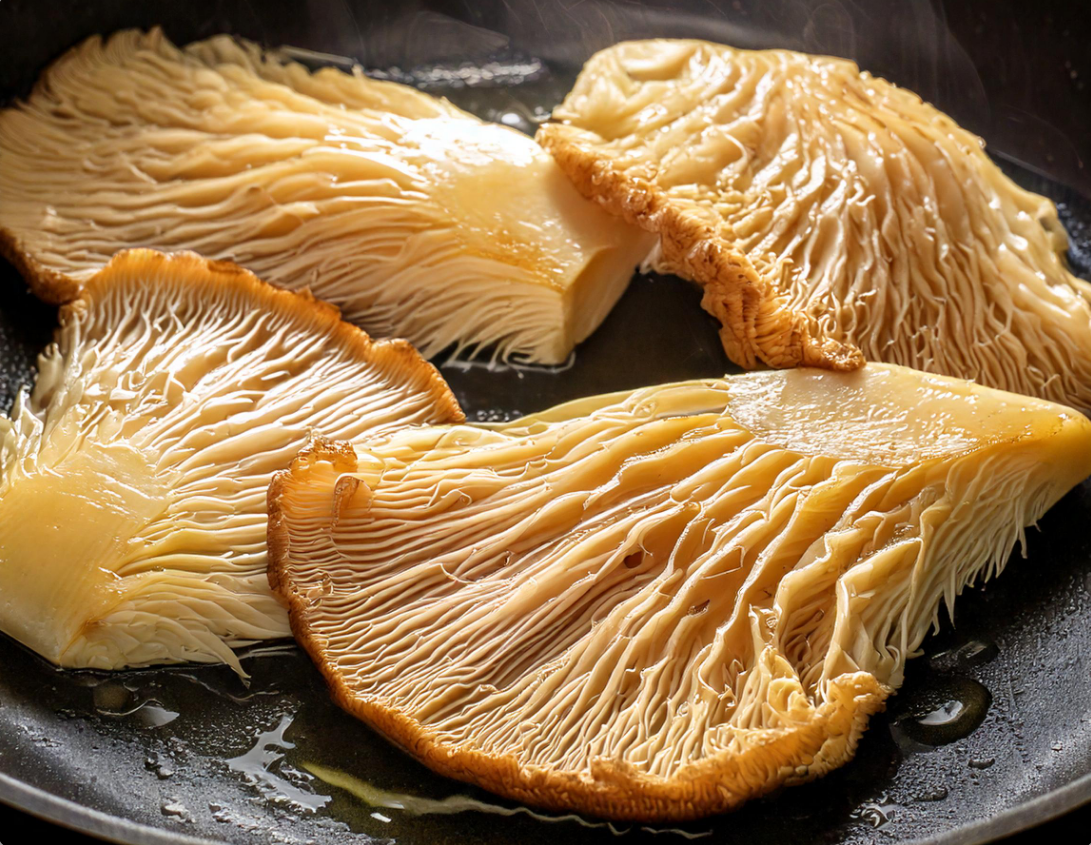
[268,364,1091,821]
[0,249,461,672]
[538,40,1091,406]
[0,29,653,364]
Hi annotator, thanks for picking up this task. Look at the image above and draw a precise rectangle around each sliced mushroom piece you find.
[0,29,653,364]
[538,40,1091,405]
[269,364,1091,821]
[0,249,462,673]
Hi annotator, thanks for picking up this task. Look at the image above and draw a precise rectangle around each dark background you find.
[0,0,1089,843]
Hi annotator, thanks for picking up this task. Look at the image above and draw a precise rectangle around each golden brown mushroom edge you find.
[0,248,463,673]
[267,365,1091,821]
[538,40,1091,408]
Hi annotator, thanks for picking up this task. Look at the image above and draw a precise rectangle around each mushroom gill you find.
[268,364,1091,821]
[537,40,1091,406]
[0,28,653,364]
[0,249,462,673]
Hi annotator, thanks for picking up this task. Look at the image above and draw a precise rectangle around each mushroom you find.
[0,29,653,364]
[538,40,1091,406]
[0,249,462,673]
[268,364,1091,821]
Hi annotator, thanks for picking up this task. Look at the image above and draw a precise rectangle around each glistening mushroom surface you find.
[0,28,652,364]
[0,249,462,673]
[538,40,1091,406]
[269,364,1091,821]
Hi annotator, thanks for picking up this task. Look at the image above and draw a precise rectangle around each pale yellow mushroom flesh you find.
[0,28,653,364]
[0,249,462,673]
[538,40,1091,406]
[269,363,1091,820]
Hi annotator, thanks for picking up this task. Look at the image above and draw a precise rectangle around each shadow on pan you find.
[0,1,1089,843]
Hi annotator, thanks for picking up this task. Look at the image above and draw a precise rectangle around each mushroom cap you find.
[0,249,461,673]
[269,364,1091,821]
[537,40,1091,405]
[0,28,653,364]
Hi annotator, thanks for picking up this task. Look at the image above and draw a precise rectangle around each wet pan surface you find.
[0,1,1089,843]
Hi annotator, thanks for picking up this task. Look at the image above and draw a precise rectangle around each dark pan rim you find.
[0,763,1088,845]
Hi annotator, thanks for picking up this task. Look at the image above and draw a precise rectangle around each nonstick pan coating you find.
[0,2,1089,843]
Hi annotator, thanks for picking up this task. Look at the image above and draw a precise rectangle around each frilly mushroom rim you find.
[537,40,1091,406]
[0,227,79,305]
[0,248,462,673]
[73,250,464,429]
[72,249,466,415]
[267,439,887,822]
[536,133,864,373]
[266,367,1091,821]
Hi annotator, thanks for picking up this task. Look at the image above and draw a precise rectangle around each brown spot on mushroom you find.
[688,600,710,616]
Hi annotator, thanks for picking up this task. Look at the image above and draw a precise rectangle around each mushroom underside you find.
[269,364,1091,820]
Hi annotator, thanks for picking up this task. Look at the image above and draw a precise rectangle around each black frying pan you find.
[0,1,1089,843]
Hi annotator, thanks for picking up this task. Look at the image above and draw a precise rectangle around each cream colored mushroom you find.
[269,364,1091,821]
[0,249,461,673]
[0,28,653,364]
[538,40,1091,405]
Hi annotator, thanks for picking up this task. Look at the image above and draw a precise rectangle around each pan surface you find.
[0,1,1090,843]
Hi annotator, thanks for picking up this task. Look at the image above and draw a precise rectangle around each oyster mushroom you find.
[0,249,461,672]
[268,364,1091,821]
[538,40,1091,405]
[0,29,652,364]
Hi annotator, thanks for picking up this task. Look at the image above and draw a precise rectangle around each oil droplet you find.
[207,801,264,832]
[134,703,179,728]
[915,786,948,802]
[145,753,174,779]
[160,800,190,821]
[499,112,534,133]
[208,802,231,824]
[929,637,999,672]
[227,714,330,813]
[92,683,132,713]
[891,677,992,749]
[93,683,178,729]
[468,408,514,423]
[921,700,966,726]
[849,794,898,829]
